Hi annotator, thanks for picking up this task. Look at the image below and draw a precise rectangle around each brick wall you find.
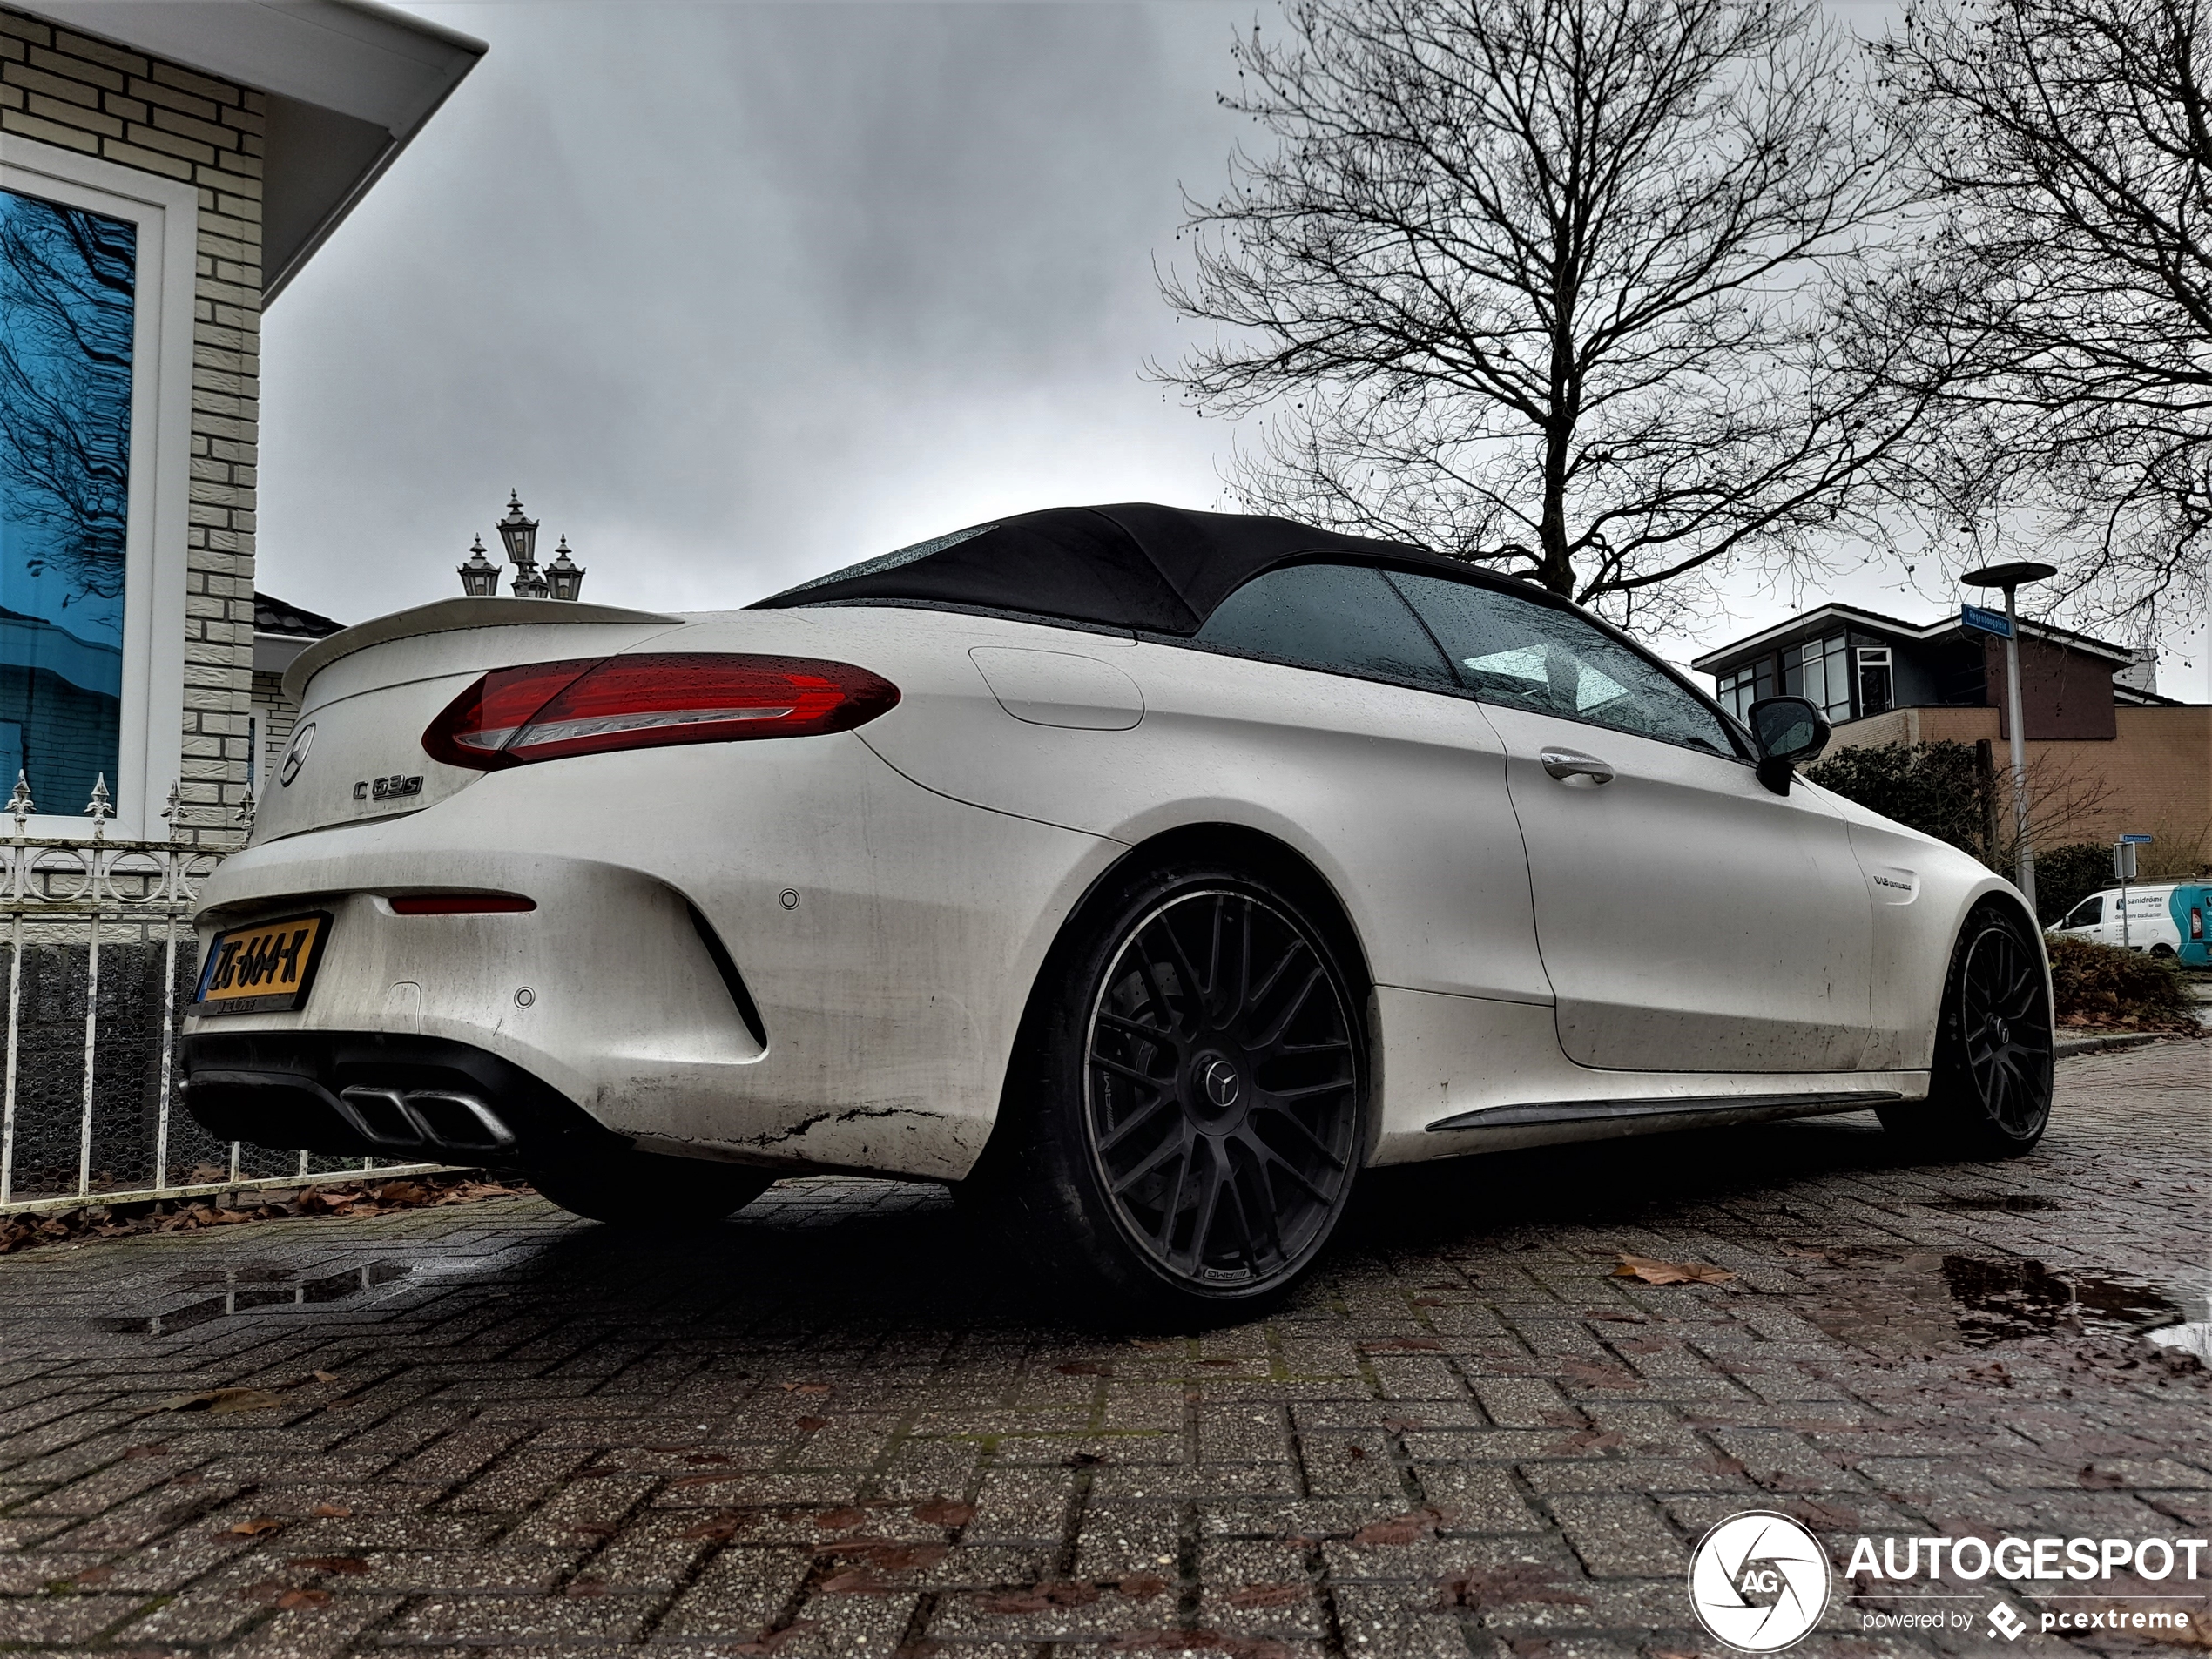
[0,7,258,848]
[1831,703,2212,870]
[249,668,296,797]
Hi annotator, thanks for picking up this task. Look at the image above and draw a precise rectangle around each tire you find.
[2151,944,2177,959]
[1878,900,2053,1159]
[970,856,1372,1327]
[532,1149,774,1227]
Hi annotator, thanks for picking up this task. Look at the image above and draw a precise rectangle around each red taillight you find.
[388,894,536,915]
[421,653,900,771]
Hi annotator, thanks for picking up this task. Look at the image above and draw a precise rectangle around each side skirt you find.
[1422,1090,1903,1151]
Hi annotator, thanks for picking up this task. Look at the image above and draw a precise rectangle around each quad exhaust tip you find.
[336,1085,516,1153]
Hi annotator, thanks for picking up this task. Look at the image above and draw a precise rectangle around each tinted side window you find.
[1385,570,1737,756]
[2067,896,2103,927]
[1190,563,1455,691]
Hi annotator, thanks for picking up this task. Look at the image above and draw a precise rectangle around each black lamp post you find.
[545,536,586,602]
[496,490,548,597]
[457,534,501,597]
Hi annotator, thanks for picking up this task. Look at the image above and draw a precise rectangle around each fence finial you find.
[82,774,112,840]
[236,787,255,834]
[161,781,182,841]
[6,773,30,837]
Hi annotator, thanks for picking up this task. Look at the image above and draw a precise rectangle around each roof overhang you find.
[1691,603,2136,674]
[14,0,484,300]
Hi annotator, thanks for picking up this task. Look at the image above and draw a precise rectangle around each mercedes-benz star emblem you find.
[1687,1511,1831,1653]
[1201,1058,1240,1109]
[278,722,314,788]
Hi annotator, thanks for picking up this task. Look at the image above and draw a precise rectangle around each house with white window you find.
[1,0,481,844]
[1695,603,2209,868]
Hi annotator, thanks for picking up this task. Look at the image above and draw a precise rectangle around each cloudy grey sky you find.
[258,0,2209,697]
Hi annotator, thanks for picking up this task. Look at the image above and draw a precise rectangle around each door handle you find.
[1540,747,1615,785]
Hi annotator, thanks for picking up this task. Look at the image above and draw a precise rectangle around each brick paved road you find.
[2,1042,2206,1658]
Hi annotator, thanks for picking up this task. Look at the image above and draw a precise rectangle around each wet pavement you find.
[0,1040,2206,1658]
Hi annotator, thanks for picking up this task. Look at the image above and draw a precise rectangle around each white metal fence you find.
[0,778,440,1214]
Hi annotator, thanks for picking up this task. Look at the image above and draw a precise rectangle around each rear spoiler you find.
[282,597,685,704]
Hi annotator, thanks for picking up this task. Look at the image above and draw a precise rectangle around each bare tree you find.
[1154,0,1935,626]
[0,193,136,611]
[1874,0,2212,632]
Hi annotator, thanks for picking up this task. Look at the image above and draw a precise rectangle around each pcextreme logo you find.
[1688,1512,1831,1652]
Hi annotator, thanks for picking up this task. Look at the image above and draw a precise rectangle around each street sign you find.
[1960,603,2013,638]
[2115,841,2138,881]
[2121,833,2155,844]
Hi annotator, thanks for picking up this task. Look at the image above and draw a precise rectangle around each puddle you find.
[97,1261,415,1335]
[1927,1194,2062,1212]
[1803,1251,2181,1354]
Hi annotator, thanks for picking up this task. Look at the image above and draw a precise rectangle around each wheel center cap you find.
[1187,1052,1248,1130]
[1202,1057,1241,1109]
[1990,1016,2010,1046]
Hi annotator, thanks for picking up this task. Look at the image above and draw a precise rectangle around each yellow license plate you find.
[191,912,332,1016]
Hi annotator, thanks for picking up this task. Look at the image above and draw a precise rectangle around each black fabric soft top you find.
[750,502,1517,636]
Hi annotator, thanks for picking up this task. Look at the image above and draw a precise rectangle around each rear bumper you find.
[181,1030,624,1170]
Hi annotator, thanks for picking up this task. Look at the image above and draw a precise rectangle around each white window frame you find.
[0,139,194,841]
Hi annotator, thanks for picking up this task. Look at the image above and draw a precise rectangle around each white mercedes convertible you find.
[183,505,2053,1321]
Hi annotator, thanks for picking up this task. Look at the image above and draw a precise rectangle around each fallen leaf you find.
[276,1587,331,1609]
[1584,1309,1648,1323]
[1118,1572,1170,1601]
[819,1568,893,1595]
[980,1580,1101,1613]
[71,1566,114,1585]
[162,1386,286,1415]
[793,1415,829,1433]
[814,1506,868,1530]
[571,1522,619,1538]
[912,1498,974,1527]
[781,1381,833,1395]
[287,1557,369,1575]
[310,1503,352,1519]
[310,1371,339,1385]
[1556,1359,1645,1390]
[1352,1506,1449,1546]
[678,1515,749,1542]
[685,1452,733,1466]
[228,1517,283,1537]
[1613,1253,1736,1285]
[564,1577,607,1598]
[1224,1582,1306,1608]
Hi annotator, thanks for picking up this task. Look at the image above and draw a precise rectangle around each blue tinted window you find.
[0,187,133,811]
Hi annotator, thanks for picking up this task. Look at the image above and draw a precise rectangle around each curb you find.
[2054,1030,2192,1060]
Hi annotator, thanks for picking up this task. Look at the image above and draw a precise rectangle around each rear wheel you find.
[1878,901,2053,1159]
[532,1149,774,1227]
[972,859,1370,1326]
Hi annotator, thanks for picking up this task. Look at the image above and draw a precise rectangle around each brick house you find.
[1693,604,2211,868]
[0,1,480,846]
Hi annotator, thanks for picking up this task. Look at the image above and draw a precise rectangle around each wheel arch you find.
[969,819,1379,1179]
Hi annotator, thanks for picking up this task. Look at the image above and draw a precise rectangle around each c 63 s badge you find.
[1688,1511,1831,1652]
[354,774,423,802]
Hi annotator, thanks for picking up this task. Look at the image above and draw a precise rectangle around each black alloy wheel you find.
[1083,889,1363,1289]
[1880,902,2053,1158]
[971,860,1370,1325]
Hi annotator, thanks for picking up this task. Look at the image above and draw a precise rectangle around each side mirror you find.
[1745,696,1831,796]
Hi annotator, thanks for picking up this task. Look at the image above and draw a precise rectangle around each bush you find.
[1806,740,1991,860]
[2033,842,2116,927]
[2045,934,2202,1032]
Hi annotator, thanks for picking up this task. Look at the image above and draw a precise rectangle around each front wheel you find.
[972,860,1371,1327]
[1878,901,2053,1159]
[532,1149,774,1228]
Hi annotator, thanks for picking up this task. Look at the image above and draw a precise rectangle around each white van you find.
[2053,885,2185,956]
